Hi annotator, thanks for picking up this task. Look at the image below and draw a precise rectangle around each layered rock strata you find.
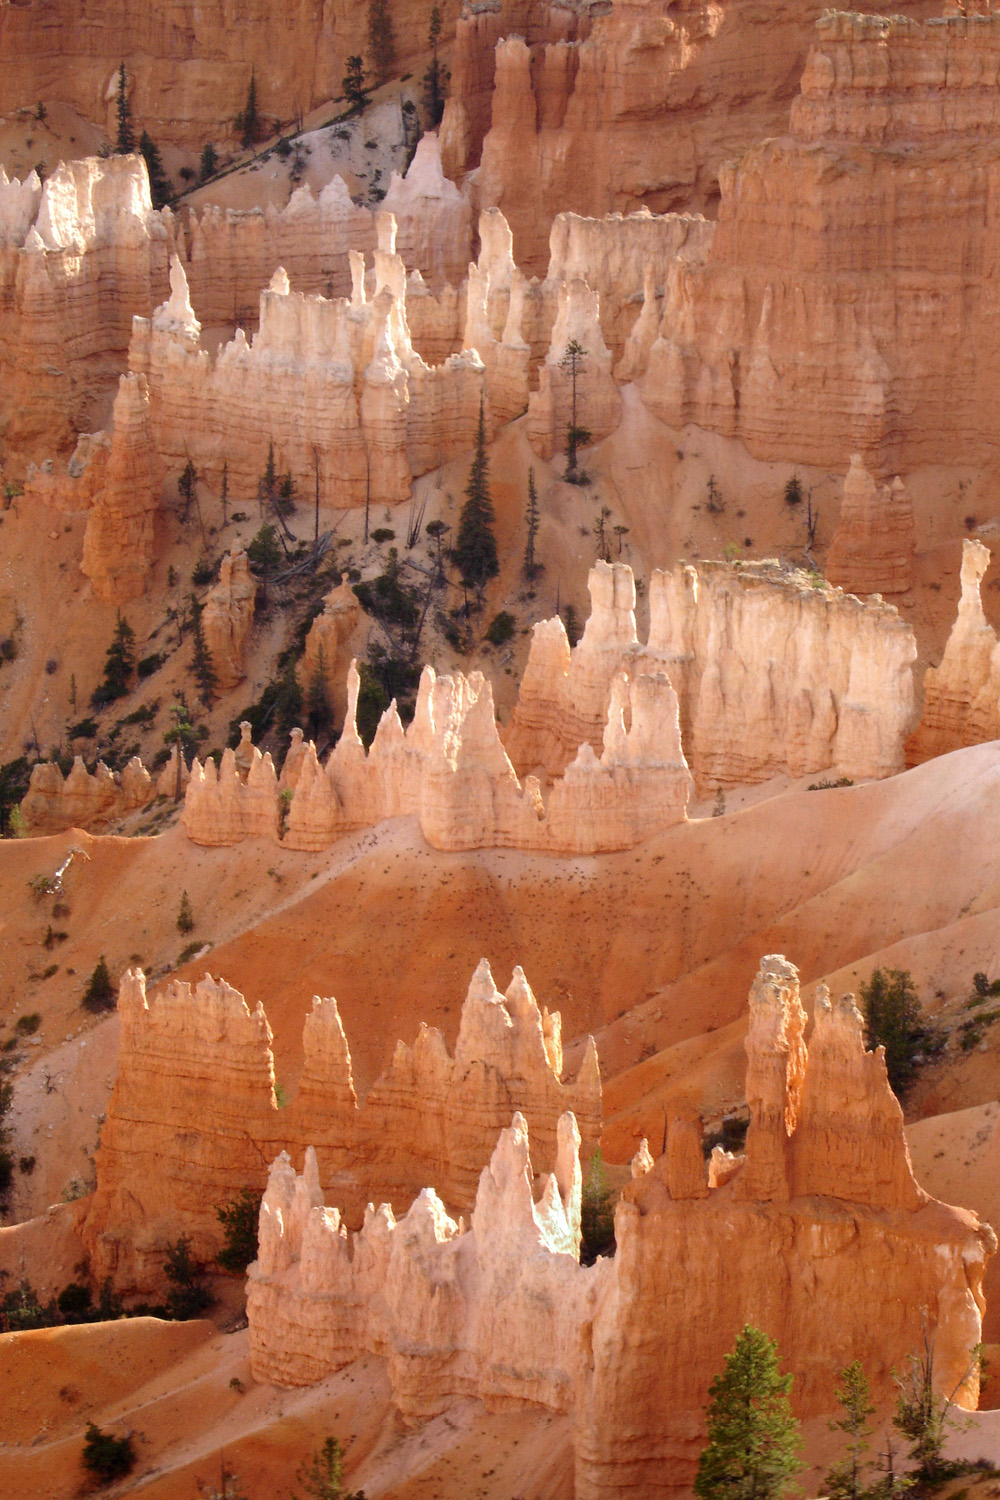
[183,650,692,854]
[639,10,1000,474]
[0,155,170,455]
[505,559,917,791]
[248,954,995,1498]
[81,960,600,1290]
[825,454,916,596]
[130,226,494,508]
[906,538,1000,764]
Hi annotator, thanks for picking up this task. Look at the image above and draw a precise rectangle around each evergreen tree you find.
[367,0,397,85]
[859,968,925,1099]
[293,1436,366,1500]
[139,130,170,208]
[694,1325,802,1500]
[178,459,197,522]
[342,56,370,115]
[92,613,136,706]
[164,697,198,800]
[825,1361,877,1500]
[220,460,229,526]
[524,466,541,578]
[423,3,449,126]
[114,62,134,154]
[189,596,218,707]
[560,338,591,482]
[82,956,116,1014]
[199,142,218,182]
[238,69,261,149]
[306,646,332,743]
[454,398,499,597]
[177,890,195,934]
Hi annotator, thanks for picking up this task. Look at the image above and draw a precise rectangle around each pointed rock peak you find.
[376,210,398,255]
[159,253,198,331]
[372,699,404,751]
[467,957,502,1007]
[302,1144,322,1199]
[349,249,366,306]
[504,965,538,1019]
[341,659,363,747]
[577,1034,601,1092]
[631,1138,654,1177]
[268,266,290,296]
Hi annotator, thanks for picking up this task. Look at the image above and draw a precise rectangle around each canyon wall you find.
[907,538,1000,764]
[639,10,1000,475]
[0,0,465,151]
[81,959,600,1290]
[248,953,995,1497]
[505,559,917,793]
[443,0,932,270]
[0,154,170,456]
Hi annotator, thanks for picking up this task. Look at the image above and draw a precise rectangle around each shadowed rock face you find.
[80,959,601,1292]
[907,538,1000,765]
[826,455,916,597]
[247,953,996,1498]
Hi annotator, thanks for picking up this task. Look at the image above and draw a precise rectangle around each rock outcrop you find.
[505,559,917,793]
[639,10,1000,474]
[81,960,600,1291]
[247,954,995,1498]
[130,224,492,509]
[297,581,362,729]
[19,755,155,835]
[526,277,623,462]
[825,455,916,596]
[906,539,1000,765]
[0,155,170,456]
[201,551,257,691]
[80,373,162,605]
[184,648,692,855]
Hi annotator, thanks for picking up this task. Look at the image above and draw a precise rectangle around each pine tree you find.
[524,466,541,578]
[139,130,170,208]
[220,460,229,526]
[694,1325,802,1500]
[177,890,195,935]
[82,956,116,1014]
[92,613,136,706]
[367,0,397,85]
[199,142,218,182]
[164,697,198,801]
[292,1435,365,1500]
[306,646,332,743]
[859,968,925,1099]
[342,56,370,115]
[114,62,134,154]
[825,1361,877,1500]
[423,3,449,126]
[189,596,217,707]
[560,338,591,482]
[238,69,261,149]
[454,398,499,598]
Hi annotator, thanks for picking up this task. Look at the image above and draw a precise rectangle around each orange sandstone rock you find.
[80,373,162,605]
[826,455,916,596]
[201,551,257,692]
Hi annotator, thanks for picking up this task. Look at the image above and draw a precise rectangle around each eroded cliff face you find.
[0,155,170,456]
[907,538,1000,764]
[247,953,995,1497]
[442,0,931,269]
[638,10,1000,475]
[505,558,917,793]
[825,454,915,597]
[19,755,156,834]
[81,960,600,1290]
[0,0,464,151]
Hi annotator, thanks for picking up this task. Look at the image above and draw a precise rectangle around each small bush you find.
[275,135,293,159]
[216,1188,263,1274]
[82,1423,136,1484]
[0,636,17,664]
[178,940,203,965]
[484,611,516,647]
[783,474,803,507]
[192,555,215,587]
[15,1013,41,1035]
[57,1281,92,1319]
[164,1233,213,1319]
[370,527,395,543]
[69,717,98,739]
[18,1155,35,1175]
[81,956,116,1014]
[807,776,854,791]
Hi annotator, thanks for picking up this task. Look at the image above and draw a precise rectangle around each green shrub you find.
[18,1155,35,1175]
[370,527,395,543]
[192,555,215,587]
[177,890,195,934]
[82,1423,136,1484]
[178,940,204,965]
[81,956,116,1014]
[216,1188,263,1274]
[57,1281,92,1321]
[69,717,98,739]
[484,611,516,647]
[15,1012,41,1035]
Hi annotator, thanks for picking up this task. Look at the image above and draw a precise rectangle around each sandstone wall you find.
[0,155,170,456]
[19,755,155,835]
[81,960,601,1291]
[907,538,1000,764]
[201,550,258,691]
[825,454,916,597]
[505,559,917,793]
[247,953,995,1498]
[639,10,1000,475]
